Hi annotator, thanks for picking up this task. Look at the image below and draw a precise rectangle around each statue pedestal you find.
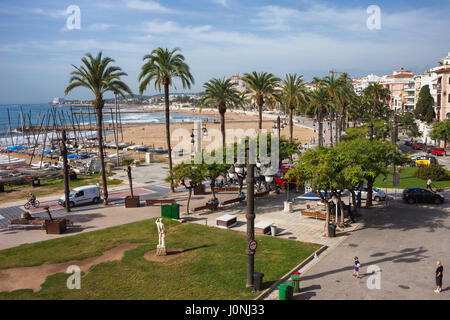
[156,245,167,256]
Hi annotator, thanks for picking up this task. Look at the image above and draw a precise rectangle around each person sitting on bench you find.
[206,198,219,206]
[238,193,245,199]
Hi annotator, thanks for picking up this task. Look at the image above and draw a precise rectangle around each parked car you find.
[360,186,386,201]
[402,187,444,204]
[415,156,438,166]
[58,185,101,208]
[425,145,436,153]
[431,148,447,156]
[412,142,425,150]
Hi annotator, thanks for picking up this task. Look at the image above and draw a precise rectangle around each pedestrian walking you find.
[427,178,433,191]
[435,261,443,293]
[353,257,361,279]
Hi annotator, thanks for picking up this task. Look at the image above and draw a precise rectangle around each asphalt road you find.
[294,192,450,300]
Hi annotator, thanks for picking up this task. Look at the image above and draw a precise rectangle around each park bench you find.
[301,211,342,223]
[193,202,219,212]
[221,197,245,206]
[8,218,74,230]
[255,221,272,235]
[146,199,176,206]
[216,214,237,229]
[255,190,270,198]
[213,187,239,192]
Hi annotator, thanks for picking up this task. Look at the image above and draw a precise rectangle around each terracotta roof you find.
[386,73,414,78]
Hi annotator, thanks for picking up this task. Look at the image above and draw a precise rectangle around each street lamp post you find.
[246,160,255,289]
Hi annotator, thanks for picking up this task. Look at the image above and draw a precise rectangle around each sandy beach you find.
[105,108,317,151]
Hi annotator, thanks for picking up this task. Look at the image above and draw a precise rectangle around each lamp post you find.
[246,159,255,289]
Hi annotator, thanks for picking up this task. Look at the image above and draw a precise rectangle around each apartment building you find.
[431,52,450,120]
[380,67,415,112]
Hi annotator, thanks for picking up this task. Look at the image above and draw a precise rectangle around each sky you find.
[0,0,449,104]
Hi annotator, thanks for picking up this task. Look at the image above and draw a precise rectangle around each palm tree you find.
[279,73,308,143]
[199,77,242,150]
[363,83,390,140]
[65,51,132,205]
[334,73,355,142]
[307,87,330,147]
[241,71,280,133]
[138,47,194,192]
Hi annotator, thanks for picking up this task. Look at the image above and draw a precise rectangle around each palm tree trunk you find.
[95,96,108,205]
[219,108,226,151]
[318,108,324,147]
[258,97,263,134]
[289,106,294,143]
[329,116,333,147]
[164,81,175,192]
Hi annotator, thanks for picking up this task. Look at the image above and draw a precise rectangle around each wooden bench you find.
[146,199,176,206]
[213,187,239,192]
[301,211,341,223]
[222,197,245,206]
[216,214,237,228]
[193,202,219,212]
[8,219,74,230]
[255,190,270,198]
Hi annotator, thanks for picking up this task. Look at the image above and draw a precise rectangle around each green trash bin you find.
[170,203,179,219]
[278,283,293,300]
[161,205,171,218]
[290,274,300,293]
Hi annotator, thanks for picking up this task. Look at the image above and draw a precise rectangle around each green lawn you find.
[0,218,320,300]
[374,166,450,189]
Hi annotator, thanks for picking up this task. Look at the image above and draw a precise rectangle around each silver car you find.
[361,187,386,201]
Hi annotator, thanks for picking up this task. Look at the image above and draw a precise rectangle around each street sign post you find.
[248,240,258,252]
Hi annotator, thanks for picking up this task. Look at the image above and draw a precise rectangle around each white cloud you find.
[86,23,115,31]
[126,0,174,13]
[212,0,228,8]
[32,7,67,19]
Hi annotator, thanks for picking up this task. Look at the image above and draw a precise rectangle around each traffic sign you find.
[248,240,258,252]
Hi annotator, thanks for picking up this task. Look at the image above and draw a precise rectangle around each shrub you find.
[414,164,450,181]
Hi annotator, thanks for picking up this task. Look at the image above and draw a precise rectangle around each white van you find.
[58,185,101,208]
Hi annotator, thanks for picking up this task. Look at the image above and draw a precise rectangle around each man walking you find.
[427,178,433,191]
[435,261,443,293]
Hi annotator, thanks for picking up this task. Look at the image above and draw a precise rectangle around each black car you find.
[402,187,444,204]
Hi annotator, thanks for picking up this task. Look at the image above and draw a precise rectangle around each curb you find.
[254,244,328,300]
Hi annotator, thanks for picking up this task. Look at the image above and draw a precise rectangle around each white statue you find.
[155,218,167,255]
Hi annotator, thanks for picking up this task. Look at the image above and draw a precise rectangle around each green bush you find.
[120,158,134,166]
[414,164,450,181]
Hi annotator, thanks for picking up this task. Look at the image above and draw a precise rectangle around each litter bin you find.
[170,203,180,219]
[253,272,264,291]
[290,274,300,293]
[328,223,336,237]
[270,224,277,236]
[161,204,179,219]
[161,205,171,218]
[278,283,293,300]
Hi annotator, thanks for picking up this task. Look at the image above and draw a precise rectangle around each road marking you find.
[0,214,4,220]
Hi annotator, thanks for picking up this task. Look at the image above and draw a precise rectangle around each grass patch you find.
[374,166,450,189]
[0,218,320,300]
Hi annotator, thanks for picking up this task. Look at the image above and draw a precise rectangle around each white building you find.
[352,74,383,95]
[228,75,247,93]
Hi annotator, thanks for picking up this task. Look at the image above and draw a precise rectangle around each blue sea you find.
[0,104,216,147]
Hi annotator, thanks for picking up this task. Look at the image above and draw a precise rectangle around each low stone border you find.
[255,245,328,300]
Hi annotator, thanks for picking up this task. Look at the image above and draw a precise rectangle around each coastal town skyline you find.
[1,0,450,104]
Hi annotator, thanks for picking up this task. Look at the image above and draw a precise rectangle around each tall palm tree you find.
[199,77,242,150]
[322,74,342,147]
[138,47,194,192]
[279,73,308,143]
[65,51,132,205]
[363,83,389,140]
[307,87,330,147]
[334,73,354,142]
[241,71,280,133]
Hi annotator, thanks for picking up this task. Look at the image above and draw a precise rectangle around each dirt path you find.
[0,243,143,292]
